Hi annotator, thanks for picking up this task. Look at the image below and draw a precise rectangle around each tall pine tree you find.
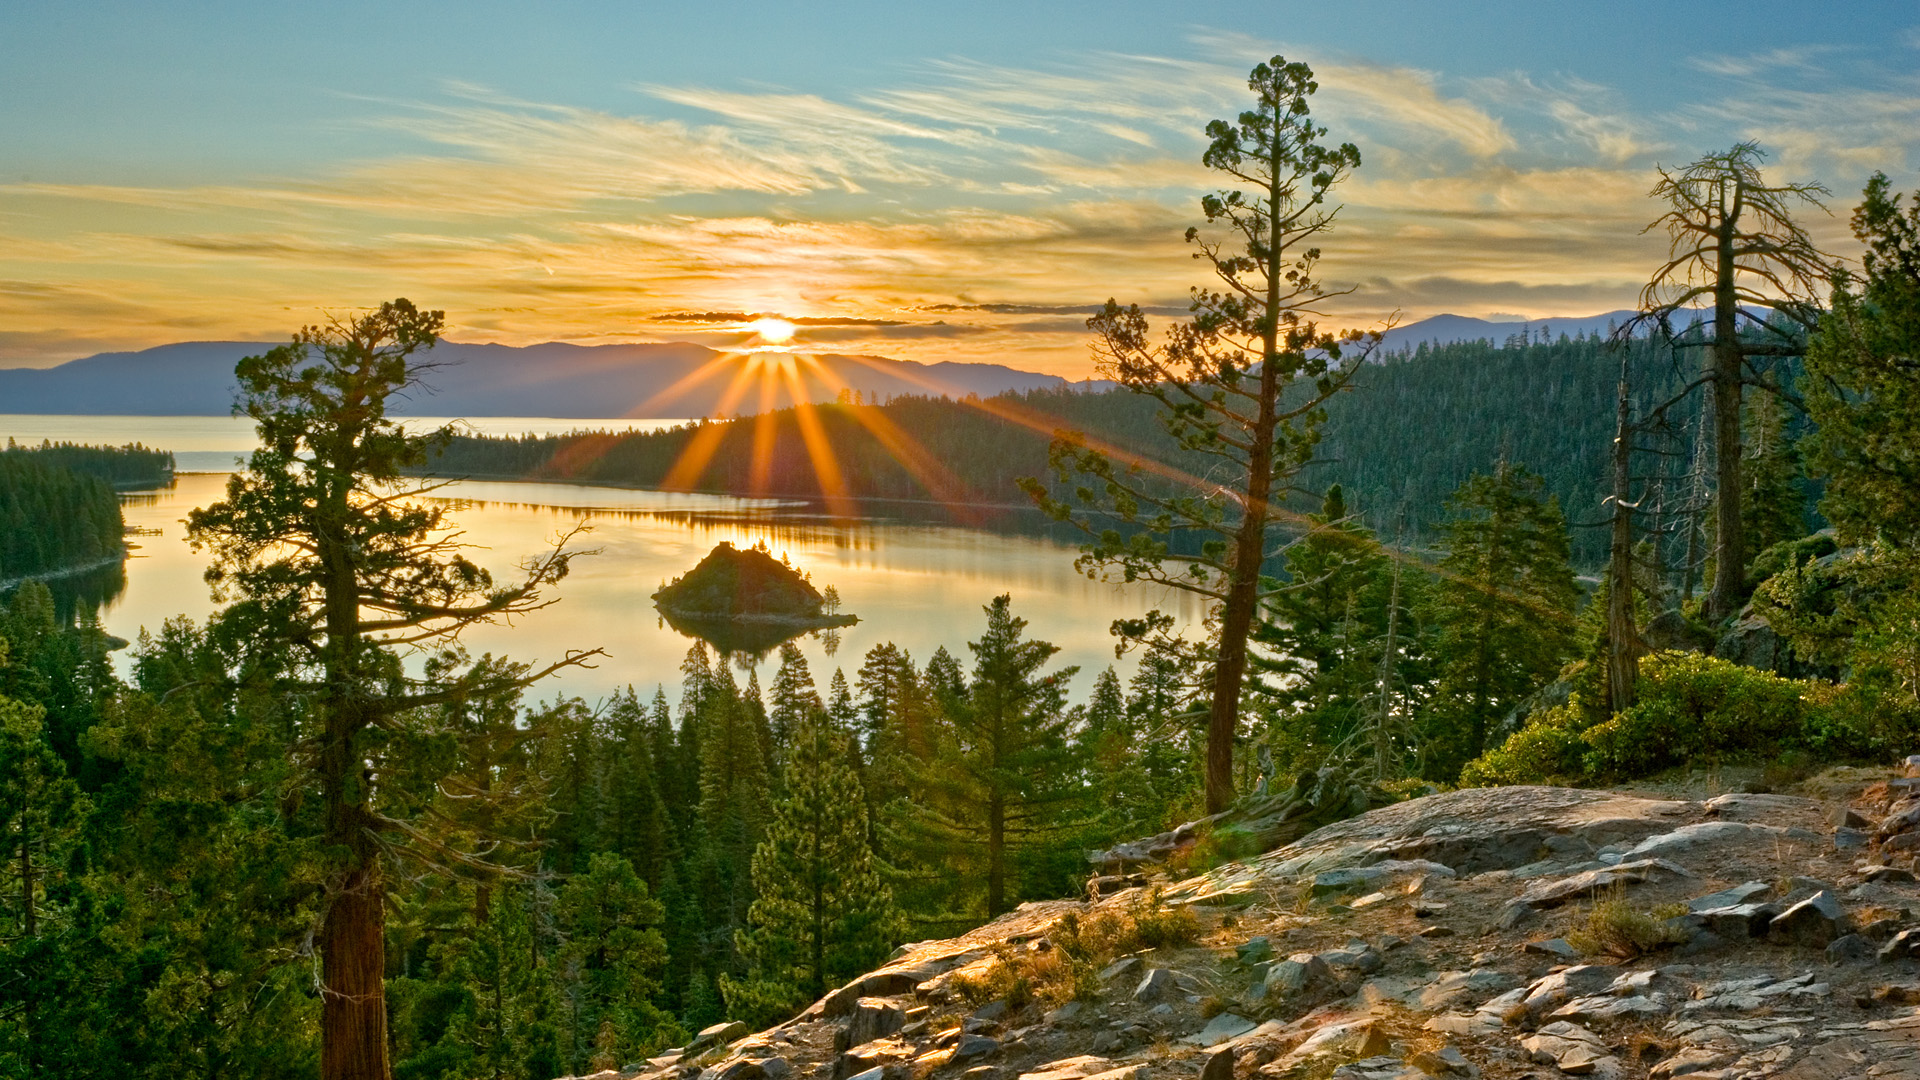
[721,710,894,1025]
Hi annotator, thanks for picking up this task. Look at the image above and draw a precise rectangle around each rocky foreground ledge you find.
[578,776,1920,1080]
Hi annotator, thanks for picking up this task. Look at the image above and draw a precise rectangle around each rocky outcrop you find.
[578,769,1920,1080]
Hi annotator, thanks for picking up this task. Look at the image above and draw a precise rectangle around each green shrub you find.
[1463,652,1847,785]
[1748,533,1838,590]
[1458,706,1588,787]
[1583,652,1814,777]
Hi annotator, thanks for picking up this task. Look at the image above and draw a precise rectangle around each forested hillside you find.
[419,333,1716,566]
[2,439,174,488]
[0,454,125,581]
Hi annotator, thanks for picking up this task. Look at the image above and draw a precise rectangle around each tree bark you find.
[321,850,389,1080]
[1706,191,1747,620]
[319,465,390,1080]
[1607,360,1641,714]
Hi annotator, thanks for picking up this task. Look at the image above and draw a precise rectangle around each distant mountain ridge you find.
[1377,310,1644,353]
[0,311,1662,416]
[0,341,1069,417]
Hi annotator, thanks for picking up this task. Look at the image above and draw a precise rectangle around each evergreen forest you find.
[0,451,133,582]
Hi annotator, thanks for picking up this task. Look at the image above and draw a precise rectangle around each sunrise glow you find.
[747,318,798,346]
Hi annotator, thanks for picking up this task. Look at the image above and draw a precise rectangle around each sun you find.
[745,317,797,344]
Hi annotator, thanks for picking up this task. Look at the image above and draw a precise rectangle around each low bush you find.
[1461,651,1880,786]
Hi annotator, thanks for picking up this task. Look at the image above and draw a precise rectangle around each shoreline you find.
[405,468,1052,515]
[0,550,125,591]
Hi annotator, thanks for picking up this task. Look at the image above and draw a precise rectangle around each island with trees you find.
[653,540,856,655]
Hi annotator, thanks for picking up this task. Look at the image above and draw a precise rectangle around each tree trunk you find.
[1607,361,1641,714]
[19,831,33,939]
[1706,196,1746,620]
[1207,357,1276,815]
[321,827,389,1080]
[986,792,1006,915]
[319,501,390,1080]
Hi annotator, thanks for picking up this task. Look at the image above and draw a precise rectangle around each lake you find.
[10,416,1203,704]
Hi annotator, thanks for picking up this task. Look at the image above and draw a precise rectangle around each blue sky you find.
[4,1,1916,373]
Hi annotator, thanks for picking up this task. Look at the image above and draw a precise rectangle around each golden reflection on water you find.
[108,474,1202,703]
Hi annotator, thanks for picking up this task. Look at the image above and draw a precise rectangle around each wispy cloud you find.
[3,32,1915,373]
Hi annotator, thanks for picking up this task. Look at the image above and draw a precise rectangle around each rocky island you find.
[653,540,856,654]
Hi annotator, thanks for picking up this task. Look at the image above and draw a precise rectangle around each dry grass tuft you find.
[949,888,1203,1010]
[1567,889,1690,958]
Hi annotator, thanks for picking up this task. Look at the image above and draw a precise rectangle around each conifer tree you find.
[1628,143,1831,618]
[1423,463,1579,777]
[855,643,908,747]
[1254,485,1397,750]
[893,596,1088,918]
[554,853,670,1073]
[1026,57,1380,813]
[1805,172,1920,548]
[767,643,822,760]
[721,710,894,1025]
[605,688,674,890]
[1739,390,1808,561]
[184,300,597,1080]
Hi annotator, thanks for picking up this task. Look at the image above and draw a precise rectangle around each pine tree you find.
[1423,462,1580,778]
[605,688,674,890]
[1739,390,1808,565]
[183,300,596,1080]
[555,853,670,1073]
[893,596,1089,919]
[1805,172,1920,548]
[1025,56,1378,813]
[721,710,894,1026]
[766,643,822,761]
[1254,485,1397,751]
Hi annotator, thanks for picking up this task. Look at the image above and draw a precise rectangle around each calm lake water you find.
[6,415,1201,704]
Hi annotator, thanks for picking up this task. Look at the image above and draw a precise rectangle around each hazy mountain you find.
[0,340,1070,417]
[1377,310,1643,353]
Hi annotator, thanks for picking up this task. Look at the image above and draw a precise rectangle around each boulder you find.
[1622,821,1789,860]
[1829,933,1877,964]
[1251,952,1333,1003]
[1686,881,1773,912]
[1198,1048,1234,1080]
[1316,945,1383,973]
[1235,937,1273,964]
[1519,1021,1614,1075]
[1042,1001,1084,1026]
[1257,786,1688,880]
[701,1059,767,1080]
[691,1021,751,1053]
[1517,858,1693,908]
[1694,902,1779,939]
[1184,1014,1256,1047]
[1132,968,1177,1003]
[840,999,905,1051]
[1522,938,1579,960]
[1767,890,1849,946]
[1879,928,1920,962]
[951,1036,1000,1065]
[1407,1045,1475,1077]
[1521,966,1616,1013]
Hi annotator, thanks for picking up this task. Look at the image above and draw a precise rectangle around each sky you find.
[3,1,1917,376]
